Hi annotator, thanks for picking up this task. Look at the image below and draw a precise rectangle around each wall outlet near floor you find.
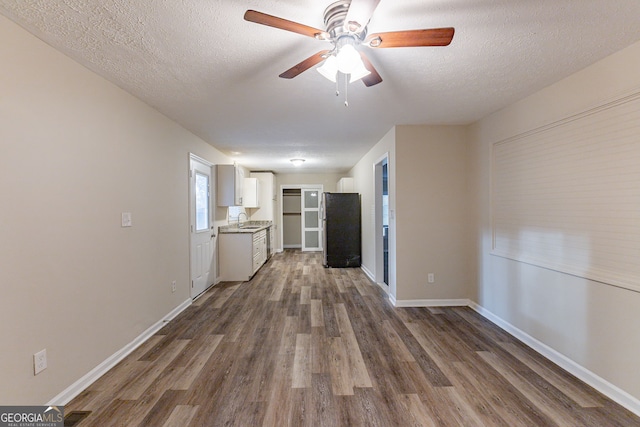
[34,349,47,375]
[121,212,132,227]
[428,273,435,284]
[172,281,177,293]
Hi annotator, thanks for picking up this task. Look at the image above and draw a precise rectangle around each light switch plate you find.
[121,212,132,227]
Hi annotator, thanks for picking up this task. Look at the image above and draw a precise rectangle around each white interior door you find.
[190,156,215,298]
[301,188,322,252]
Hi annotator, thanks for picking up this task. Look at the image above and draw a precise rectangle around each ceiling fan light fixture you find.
[317,55,338,82]
[290,158,305,166]
[335,44,362,74]
[349,60,371,83]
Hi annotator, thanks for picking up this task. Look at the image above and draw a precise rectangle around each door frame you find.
[189,153,215,300]
[374,152,390,293]
[279,184,323,252]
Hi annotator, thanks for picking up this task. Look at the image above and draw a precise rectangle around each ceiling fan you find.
[244,0,454,87]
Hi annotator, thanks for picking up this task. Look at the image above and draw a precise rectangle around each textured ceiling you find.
[2,0,640,173]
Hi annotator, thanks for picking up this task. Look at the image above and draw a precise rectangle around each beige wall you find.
[395,125,473,301]
[350,126,472,303]
[469,40,640,401]
[0,15,231,404]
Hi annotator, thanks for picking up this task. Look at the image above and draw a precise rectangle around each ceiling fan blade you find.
[366,28,455,48]
[244,10,329,40]
[279,50,331,79]
[343,0,381,33]
[359,52,383,87]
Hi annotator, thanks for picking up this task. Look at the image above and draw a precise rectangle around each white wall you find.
[469,40,640,402]
[350,128,397,297]
[0,15,231,404]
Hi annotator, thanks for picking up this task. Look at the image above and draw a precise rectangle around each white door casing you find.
[189,155,215,298]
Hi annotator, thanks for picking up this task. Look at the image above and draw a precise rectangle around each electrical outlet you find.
[171,281,176,293]
[34,349,47,375]
[428,273,435,284]
[121,212,132,227]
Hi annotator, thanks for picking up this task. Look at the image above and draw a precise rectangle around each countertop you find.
[218,220,273,234]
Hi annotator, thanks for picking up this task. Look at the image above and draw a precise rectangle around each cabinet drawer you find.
[253,253,262,272]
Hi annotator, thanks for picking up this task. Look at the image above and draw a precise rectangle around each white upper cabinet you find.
[249,172,276,221]
[337,177,354,193]
[217,164,244,206]
[243,177,260,208]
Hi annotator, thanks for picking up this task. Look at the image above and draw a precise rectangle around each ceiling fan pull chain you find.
[344,74,349,107]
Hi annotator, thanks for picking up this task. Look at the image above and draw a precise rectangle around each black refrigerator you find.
[322,192,361,268]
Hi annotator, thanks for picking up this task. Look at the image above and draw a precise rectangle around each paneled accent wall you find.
[491,90,640,293]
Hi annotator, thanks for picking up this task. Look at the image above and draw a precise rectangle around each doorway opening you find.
[282,188,301,249]
[280,185,323,252]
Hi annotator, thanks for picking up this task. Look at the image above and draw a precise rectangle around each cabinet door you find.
[261,233,267,264]
[337,177,354,193]
[217,164,235,206]
[235,166,244,206]
[243,178,259,208]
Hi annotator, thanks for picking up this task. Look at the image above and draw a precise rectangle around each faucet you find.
[237,212,248,228]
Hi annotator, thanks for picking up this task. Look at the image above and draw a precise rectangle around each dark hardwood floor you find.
[65,250,640,426]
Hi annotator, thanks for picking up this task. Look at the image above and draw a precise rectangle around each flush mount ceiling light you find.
[244,0,455,104]
[290,158,305,166]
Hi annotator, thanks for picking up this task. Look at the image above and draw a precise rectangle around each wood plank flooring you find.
[65,250,640,426]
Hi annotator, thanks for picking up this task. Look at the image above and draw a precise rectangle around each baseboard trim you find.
[360,265,375,282]
[392,298,471,308]
[47,298,192,406]
[468,301,640,417]
[377,282,390,295]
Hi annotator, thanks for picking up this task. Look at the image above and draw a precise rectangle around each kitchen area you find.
[216,165,277,281]
[215,164,359,282]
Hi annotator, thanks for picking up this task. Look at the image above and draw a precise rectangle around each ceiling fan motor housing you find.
[323,0,367,41]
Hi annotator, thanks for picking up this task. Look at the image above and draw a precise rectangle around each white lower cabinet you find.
[220,228,268,281]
